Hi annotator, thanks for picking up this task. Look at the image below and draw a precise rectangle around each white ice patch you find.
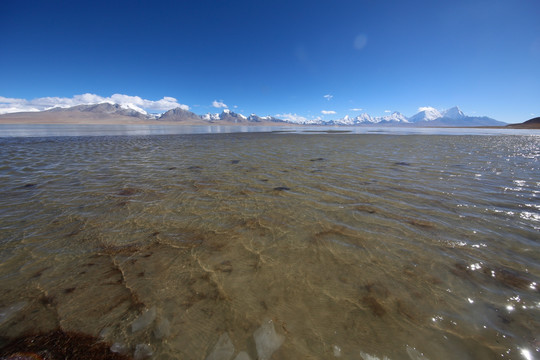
[253,319,284,360]
[206,333,235,360]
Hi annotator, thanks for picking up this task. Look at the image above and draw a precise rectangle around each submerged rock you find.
[253,320,284,360]
[234,351,251,360]
[153,318,171,340]
[110,342,129,355]
[131,306,156,333]
[206,333,235,360]
[133,343,153,360]
[0,329,131,360]
[118,188,139,196]
[0,302,27,326]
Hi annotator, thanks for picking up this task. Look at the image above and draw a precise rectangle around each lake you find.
[0,126,538,360]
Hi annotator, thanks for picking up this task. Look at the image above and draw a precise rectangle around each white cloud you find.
[321,110,336,115]
[0,93,188,114]
[275,113,308,123]
[350,108,363,111]
[212,100,228,108]
[384,110,391,113]
[323,94,333,101]
[354,34,368,50]
[417,106,437,112]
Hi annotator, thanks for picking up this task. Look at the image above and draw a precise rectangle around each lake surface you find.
[0,129,539,360]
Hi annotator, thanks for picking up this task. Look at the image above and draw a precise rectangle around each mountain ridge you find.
[0,103,507,127]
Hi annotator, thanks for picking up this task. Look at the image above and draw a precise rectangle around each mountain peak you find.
[409,107,442,122]
[442,106,465,119]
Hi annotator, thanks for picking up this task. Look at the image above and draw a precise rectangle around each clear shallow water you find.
[0,132,539,360]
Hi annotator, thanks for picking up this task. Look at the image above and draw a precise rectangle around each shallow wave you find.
[0,133,538,359]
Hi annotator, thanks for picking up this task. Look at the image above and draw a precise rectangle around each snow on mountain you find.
[1,100,503,127]
[119,102,148,115]
[441,106,465,119]
[331,112,408,125]
[380,111,409,123]
[408,107,442,122]
[353,113,377,123]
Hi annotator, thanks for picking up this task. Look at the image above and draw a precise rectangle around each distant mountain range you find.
[319,106,505,127]
[160,108,285,124]
[0,103,508,127]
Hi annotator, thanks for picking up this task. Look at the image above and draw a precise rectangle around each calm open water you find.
[0,127,539,360]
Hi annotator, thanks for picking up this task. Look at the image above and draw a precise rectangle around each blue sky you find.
[1,0,539,122]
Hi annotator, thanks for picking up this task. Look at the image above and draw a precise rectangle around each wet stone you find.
[214,260,233,273]
[131,306,156,333]
[0,329,131,360]
[273,187,290,191]
[153,318,171,340]
[355,205,376,214]
[118,188,139,196]
[253,320,284,360]
[362,296,386,317]
[110,342,130,355]
[310,158,325,161]
[134,343,153,360]
[394,162,411,166]
[231,160,240,164]
[206,333,235,360]
[234,351,251,360]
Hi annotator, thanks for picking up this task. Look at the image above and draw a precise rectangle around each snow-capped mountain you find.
[47,102,149,119]
[328,112,409,125]
[441,106,465,119]
[380,112,409,123]
[0,102,505,127]
[408,106,504,126]
[162,108,284,124]
[408,107,442,122]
